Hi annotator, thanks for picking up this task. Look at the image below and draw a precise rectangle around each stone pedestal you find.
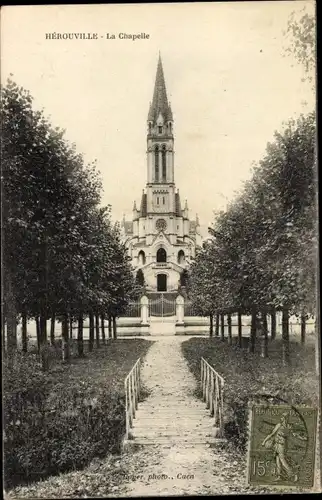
[175,294,185,335]
[140,295,150,335]
[176,294,184,324]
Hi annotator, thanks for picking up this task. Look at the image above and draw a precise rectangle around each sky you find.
[1,2,315,233]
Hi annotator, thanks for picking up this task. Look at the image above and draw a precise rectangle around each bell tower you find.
[146,55,176,216]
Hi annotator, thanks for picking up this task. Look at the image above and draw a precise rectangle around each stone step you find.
[143,397,203,401]
[128,437,224,446]
[133,418,214,425]
[131,431,218,439]
[138,400,206,405]
[146,386,198,389]
[133,425,214,431]
[133,422,213,429]
[138,401,206,406]
[132,425,218,435]
[133,414,214,420]
[140,406,206,410]
[140,397,204,401]
[140,404,206,408]
[136,410,209,417]
[141,394,202,398]
[135,413,210,419]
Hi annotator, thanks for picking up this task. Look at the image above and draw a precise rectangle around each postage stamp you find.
[247,404,318,488]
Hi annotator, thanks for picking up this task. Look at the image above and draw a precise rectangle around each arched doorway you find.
[157,274,167,292]
[156,247,167,263]
[138,250,146,266]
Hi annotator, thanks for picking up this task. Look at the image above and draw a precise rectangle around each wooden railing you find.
[124,358,141,439]
[201,357,225,435]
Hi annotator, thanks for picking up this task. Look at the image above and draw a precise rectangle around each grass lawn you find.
[182,336,319,449]
[47,338,154,393]
[4,338,154,489]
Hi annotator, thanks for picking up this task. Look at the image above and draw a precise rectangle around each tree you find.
[1,78,138,360]
[179,269,189,289]
[189,112,316,361]
[284,7,316,83]
[105,223,137,332]
[2,78,103,355]
[135,269,145,288]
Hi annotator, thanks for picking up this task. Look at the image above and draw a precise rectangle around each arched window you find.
[157,247,167,263]
[178,250,185,264]
[155,145,159,182]
[138,250,146,266]
[162,145,166,181]
[148,122,152,133]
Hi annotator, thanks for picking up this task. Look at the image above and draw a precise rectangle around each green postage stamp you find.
[247,404,318,488]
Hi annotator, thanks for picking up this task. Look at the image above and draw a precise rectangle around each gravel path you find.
[119,336,255,496]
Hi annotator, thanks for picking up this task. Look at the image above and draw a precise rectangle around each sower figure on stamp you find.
[261,411,307,482]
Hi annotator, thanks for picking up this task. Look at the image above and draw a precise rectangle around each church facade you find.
[121,56,202,292]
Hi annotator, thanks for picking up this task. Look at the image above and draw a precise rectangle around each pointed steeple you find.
[148,54,172,123]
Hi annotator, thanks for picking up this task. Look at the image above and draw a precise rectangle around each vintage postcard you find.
[1,1,320,498]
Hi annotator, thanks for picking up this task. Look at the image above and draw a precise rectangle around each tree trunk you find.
[282,307,290,365]
[237,311,242,347]
[249,309,257,353]
[108,315,112,338]
[50,312,55,345]
[301,314,306,344]
[22,312,28,353]
[227,313,232,345]
[101,314,106,345]
[6,275,17,353]
[215,313,219,337]
[315,313,319,377]
[263,313,268,338]
[39,313,47,345]
[2,310,6,351]
[95,313,100,348]
[40,314,50,372]
[36,316,41,353]
[260,311,268,358]
[89,312,94,352]
[209,313,213,338]
[69,315,73,339]
[77,312,84,357]
[220,313,225,341]
[113,315,117,339]
[6,308,17,353]
[61,313,70,362]
[271,310,276,340]
[1,296,6,349]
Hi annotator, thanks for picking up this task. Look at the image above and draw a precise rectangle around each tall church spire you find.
[146,55,175,186]
[148,54,173,123]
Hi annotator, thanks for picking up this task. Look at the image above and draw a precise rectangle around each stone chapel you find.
[121,55,202,292]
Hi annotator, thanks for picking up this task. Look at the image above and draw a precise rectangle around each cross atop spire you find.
[148,54,173,123]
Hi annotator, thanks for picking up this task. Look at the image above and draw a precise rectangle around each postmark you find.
[247,404,318,488]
